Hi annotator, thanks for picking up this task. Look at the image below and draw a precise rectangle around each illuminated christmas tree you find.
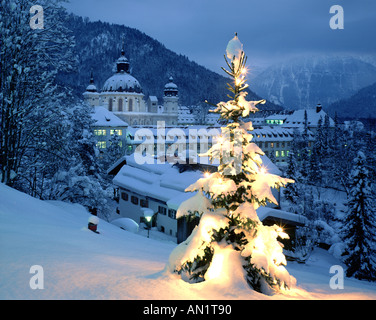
[168,34,296,294]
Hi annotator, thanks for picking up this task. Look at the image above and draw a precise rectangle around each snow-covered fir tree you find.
[168,35,296,294]
[0,1,111,217]
[100,132,123,175]
[341,151,376,281]
[0,0,75,186]
[47,104,109,217]
[284,151,301,214]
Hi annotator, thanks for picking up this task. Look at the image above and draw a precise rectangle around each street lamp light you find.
[143,208,153,238]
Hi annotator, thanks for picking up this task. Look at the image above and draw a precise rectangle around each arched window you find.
[118,98,123,112]
[128,99,133,112]
[108,98,113,111]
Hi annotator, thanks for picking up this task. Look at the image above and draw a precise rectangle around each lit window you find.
[275,151,279,157]
[97,141,106,149]
[94,129,107,136]
[109,140,122,148]
[270,143,274,148]
[110,129,123,136]
[281,150,285,157]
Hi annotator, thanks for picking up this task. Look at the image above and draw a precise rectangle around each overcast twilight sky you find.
[64,0,376,73]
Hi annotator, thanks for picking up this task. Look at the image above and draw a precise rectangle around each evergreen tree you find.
[308,144,322,187]
[47,104,109,217]
[0,0,75,185]
[314,116,325,161]
[341,151,376,281]
[168,35,295,294]
[284,151,301,214]
[330,112,344,188]
[100,132,123,172]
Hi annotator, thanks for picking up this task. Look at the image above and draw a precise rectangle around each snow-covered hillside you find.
[1,183,376,300]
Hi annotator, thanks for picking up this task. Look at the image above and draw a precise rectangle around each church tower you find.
[83,71,100,106]
[163,76,179,116]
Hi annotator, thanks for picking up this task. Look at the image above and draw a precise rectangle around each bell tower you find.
[83,71,100,106]
[163,76,179,115]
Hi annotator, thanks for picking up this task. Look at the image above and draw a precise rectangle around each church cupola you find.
[102,48,142,94]
[85,71,98,93]
[83,71,100,106]
[163,76,179,115]
[164,76,178,97]
[116,49,130,74]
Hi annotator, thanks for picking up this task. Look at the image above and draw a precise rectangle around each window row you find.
[158,206,176,219]
[108,98,133,112]
[264,150,290,158]
[121,192,148,208]
[96,140,123,149]
[94,129,123,136]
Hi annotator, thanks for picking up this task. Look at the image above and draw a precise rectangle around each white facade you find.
[91,106,129,152]
[84,49,179,127]
[113,155,202,237]
[177,105,220,125]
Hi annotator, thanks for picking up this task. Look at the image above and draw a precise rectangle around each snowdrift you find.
[1,183,376,300]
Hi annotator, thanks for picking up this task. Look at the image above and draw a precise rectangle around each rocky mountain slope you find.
[250,55,376,111]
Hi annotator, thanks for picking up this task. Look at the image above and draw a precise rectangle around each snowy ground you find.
[1,183,375,300]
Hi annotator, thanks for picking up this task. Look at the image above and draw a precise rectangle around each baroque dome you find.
[102,49,143,94]
[102,73,142,93]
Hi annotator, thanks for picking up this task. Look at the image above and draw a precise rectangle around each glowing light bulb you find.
[204,172,211,178]
[259,166,267,175]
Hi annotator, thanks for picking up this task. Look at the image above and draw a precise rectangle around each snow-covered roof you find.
[283,109,334,128]
[92,106,128,127]
[113,155,203,203]
[113,149,282,209]
[112,155,301,226]
[85,84,98,93]
[102,73,142,93]
[165,76,178,89]
[257,206,307,226]
[251,127,313,142]
[265,114,287,120]
[148,96,158,102]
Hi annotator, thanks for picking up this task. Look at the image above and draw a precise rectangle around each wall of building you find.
[93,126,128,152]
[117,187,178,237]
